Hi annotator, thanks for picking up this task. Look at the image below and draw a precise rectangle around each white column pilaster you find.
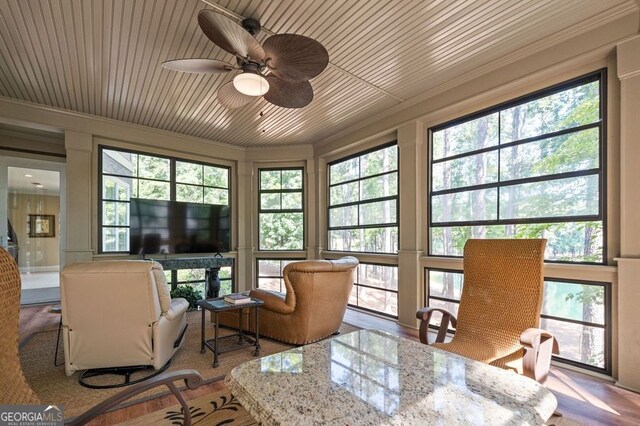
[64,130,93,264]
[615,35,640,392]
[397,121,425,328]
[236,161,254,292]
[316,157,327,259]
[306,158,317,260]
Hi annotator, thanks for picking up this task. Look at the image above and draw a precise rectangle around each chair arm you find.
[67,369,203,426]
[416,307,457,345]
[249,289,295,315]
[164,298,189,321]
[520,328,559,384]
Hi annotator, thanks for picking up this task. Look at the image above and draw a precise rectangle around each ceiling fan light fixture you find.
[233,72,269,96]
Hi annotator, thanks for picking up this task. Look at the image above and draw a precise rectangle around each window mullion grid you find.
[432,121,601,165]
[328,169,398,188]
[497,110,501,221]
[329,194,397,209]
[357,158,362,228]
[429,294,460,304]
[540,313,605,329]
[328,145,398,254]
[99,146,230,254]
[201,164,205,202]
[260,188,302,193]
[354,281,398,294]
[260,209,303,214]
[136,155,140,198]
[279,170,284,210]
[170,158,176,201]
[431,215,601,229]
[430,168,600,197]
[329,223,397,231]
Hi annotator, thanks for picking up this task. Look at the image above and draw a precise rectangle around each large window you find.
[256,258,304,294]
[429,71,605,263]
[349,263,398,318]
[425,269,610,373]
[328,144,398,253]
[99,147,230,253]
[258,168,304,251]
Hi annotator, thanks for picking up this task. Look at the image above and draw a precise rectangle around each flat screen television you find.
[129,198,230,255]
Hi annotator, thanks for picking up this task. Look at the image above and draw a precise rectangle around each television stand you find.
[151,257,234,298]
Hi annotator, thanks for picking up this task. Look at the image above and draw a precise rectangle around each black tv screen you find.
[129,198,230,255]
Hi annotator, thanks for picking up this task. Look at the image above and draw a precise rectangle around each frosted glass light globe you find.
[233,72,269,96]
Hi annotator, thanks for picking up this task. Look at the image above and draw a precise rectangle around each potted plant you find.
[170,285,202,310]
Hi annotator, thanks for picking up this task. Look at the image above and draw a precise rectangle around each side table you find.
[197,297,264,368]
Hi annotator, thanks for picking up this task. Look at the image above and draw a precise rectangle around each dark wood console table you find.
[152,257,234,298]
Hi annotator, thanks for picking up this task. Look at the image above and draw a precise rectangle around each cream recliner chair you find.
[61,260,189,385]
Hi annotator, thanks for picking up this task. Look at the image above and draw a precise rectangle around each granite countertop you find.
[225,329,557,425]
[151,257,233,269]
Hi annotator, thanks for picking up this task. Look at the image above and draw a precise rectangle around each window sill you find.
[322,251,398,265]
[421,256,617,282]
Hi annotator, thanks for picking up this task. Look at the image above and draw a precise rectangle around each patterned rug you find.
[118,385,575,426]
[120,388,257,425]
[20,309,359,418]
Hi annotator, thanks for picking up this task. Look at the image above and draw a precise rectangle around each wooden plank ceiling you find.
[0,0,636,147]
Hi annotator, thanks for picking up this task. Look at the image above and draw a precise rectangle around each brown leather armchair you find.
[417,239,559,384]
[219,257,358,345]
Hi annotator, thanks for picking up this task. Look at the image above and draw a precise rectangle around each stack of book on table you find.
[224,293,251,304]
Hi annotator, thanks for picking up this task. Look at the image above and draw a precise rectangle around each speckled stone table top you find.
[225,329,557,425]
[151,256,233,270]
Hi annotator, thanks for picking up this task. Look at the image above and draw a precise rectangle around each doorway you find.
[1,158,66,304]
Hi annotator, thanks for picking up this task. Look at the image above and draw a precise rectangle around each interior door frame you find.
[0,155,67,268]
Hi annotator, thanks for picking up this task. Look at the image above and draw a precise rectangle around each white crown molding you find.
[0,128,64,145]
[315,4,640,149]
[0,96,247,159]
[0,96,320,162]
[245,144,314,162]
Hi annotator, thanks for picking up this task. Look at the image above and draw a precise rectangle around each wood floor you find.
[19,304,640,425]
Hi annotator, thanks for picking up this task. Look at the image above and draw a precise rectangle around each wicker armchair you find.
[0,247,202,425]
[417,239,559,383]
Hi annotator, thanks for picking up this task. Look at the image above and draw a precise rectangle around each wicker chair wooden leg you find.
[521,328,560,384]
[416,307,457,345]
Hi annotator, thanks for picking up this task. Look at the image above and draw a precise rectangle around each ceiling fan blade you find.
[263,75,313,108]
[198,10,265,60]
[263,34,329,82]
[217,81,259,108]
[161,58,234,74]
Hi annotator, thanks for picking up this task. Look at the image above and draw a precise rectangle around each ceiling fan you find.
[162,10,329,109]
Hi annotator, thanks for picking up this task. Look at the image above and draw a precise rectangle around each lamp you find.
[233,72,269,96]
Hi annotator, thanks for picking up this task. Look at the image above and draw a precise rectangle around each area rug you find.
[117,386,576,426]
[119,387,257,426]
[20,310,359,418]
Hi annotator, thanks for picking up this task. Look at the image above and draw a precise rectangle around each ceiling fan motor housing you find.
[241,18,261,37]
[242,61,264,75]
